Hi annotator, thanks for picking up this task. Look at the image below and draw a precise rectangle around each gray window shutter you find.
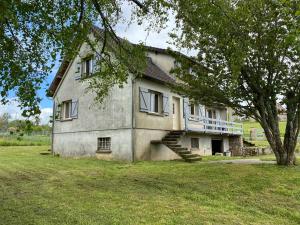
[71,99,79,119]
[93,55,101,72]
[198,104,205,118]
[74,61,81,80]
[139,87,150,112]
[55,102,62,121]
[163,93,169,116]
[183,98,189,118]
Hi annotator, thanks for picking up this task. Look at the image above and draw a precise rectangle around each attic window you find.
[81,57,93,77]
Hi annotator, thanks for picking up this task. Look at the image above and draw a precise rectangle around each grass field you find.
[0,134,50,146]
[0,146,299,225]
[243,121,287,138]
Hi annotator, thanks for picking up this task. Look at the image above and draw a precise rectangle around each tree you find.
[167,0,299,165]
[0,113,10,132]
[0,0,151,117]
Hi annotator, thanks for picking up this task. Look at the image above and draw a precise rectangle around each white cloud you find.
[115,4,197,56]
[0,99,52,125]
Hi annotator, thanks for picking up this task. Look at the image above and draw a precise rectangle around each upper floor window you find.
[63,100,72,119]
[81,57,93,77]
[207,109,216,119]
[150,91,162,113]
[55,99,79,121]
[190,104,195,115]
[139,87,169,116]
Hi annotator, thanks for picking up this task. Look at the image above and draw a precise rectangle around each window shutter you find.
[198,104,205,118]
[93,55,101,72]
[55,102,62,121]
[71,99,79,119]
[183,98,189,118]
[163,93,169,116]
[74,61,81,80]
[81,61,85,78]
[139,87,150,112]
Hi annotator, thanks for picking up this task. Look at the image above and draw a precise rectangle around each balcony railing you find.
[185,115,243,135]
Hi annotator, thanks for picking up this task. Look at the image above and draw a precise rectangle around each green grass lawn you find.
[0,134,50,146]
[0,146,300,225]
[243,121,287,138]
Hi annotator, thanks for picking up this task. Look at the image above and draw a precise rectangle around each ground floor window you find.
[191,138,199,149]
[97,137,111,152]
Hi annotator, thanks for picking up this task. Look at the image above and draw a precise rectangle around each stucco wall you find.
[53,129,132,160]
[147,51,175,78]
[133,78,185,131]
[52,41,133,158]
[133,129,180,161]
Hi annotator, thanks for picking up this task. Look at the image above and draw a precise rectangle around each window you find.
[97,137,111,151]
[82,57,93,77]
[173,103,175,114]
[63,100,72,119]
[150,91,162,113]
[191,138,199,149]
[207,109,216,119]
[190,104,195,115]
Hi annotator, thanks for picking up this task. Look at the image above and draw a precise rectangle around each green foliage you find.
[0,0,150,117]
[0,146,300,224]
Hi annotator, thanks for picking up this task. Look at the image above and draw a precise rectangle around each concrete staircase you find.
[151,130,202,163]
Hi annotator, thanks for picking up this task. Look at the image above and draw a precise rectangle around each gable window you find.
[149,91,162,113]
[81,57,93,77]
[97,137,111,152]
[63,100,72,119]
[191,138,199,149]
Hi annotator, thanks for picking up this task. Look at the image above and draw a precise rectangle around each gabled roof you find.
[47,27,177,97]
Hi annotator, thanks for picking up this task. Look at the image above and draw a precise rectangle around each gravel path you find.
[206,159,276,164]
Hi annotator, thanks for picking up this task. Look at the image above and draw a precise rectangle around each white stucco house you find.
[48,28,243,162]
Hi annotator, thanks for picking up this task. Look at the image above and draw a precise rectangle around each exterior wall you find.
[134,129,180,161]
[146,52,175,78]
[53,129,132,161]
[134,78,184,130]
[52,41,133,159]
[181,133,229,156]
[229,135,243,156]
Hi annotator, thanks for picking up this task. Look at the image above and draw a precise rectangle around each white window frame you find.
[82,57,93,77]
[62,100,72,120]
[149,91,162,114]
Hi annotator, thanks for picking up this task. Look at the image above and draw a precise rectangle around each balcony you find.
[185,115,243,135]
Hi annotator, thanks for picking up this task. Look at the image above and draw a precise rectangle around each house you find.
[47,29,243,162]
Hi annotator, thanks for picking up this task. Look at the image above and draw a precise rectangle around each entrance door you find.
[172,97,180,130]
[212,139,223,155]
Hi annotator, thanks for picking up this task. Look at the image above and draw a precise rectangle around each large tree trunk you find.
[255,99,298,166]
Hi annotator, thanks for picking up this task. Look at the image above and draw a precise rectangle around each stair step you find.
[165,134,181,138]
[185,157,202,162]
[171,147,188,151]
[151,140,162,144]
[180,153,200,158]
[170,131,185,135]
[163,141,178,145]
[162,138,178,142]
[176,150,191,154]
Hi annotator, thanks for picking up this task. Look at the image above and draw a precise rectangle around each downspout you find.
[131,77,136,162]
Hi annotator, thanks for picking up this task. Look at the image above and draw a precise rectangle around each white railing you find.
[186,115,243,135]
